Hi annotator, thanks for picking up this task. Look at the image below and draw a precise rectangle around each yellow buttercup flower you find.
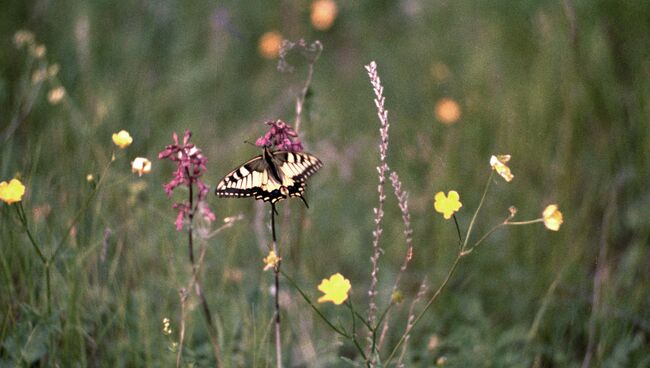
[112,130,133,149]
[0,178,26,204]
[131,157,152,176]
[434,191,462,219]
[317,273,351,305]
[490,155,514,182]
[263,250,281,271]
[542,204,563,231]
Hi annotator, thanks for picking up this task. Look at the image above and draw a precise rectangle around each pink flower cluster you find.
[255,120,303,152]
[158,131,216,230]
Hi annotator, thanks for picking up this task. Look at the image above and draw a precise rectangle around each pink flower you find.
[255,120,303,152]
[159,131,215,231]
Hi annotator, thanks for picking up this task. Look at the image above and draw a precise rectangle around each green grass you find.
[1,1,649,366]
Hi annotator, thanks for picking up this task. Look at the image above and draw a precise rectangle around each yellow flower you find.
[258,31,283,59]
[0,178,26,204]
[311,0,338,31]
[490,155,514,182]
[162,317,172,335]
[542,204,563,231]
[435,98,461,125]
[112,130,133,149]
[131,157,152,176]
[317,273,351,305]
[263,250,281,271]
[433,191,462,219]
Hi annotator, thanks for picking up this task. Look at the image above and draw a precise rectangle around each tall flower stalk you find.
[158,131,222,367]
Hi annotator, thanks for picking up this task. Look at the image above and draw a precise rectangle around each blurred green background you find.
[1,0,649,366]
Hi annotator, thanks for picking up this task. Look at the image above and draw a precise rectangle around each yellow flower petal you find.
[542,204,563,231]
[0,178,26,204]
[490,155,514,182]
[317,273,351,305]
[263,250,281,271]
[112,130,133,149]
[434,190,462,219]
[131,157,152,176]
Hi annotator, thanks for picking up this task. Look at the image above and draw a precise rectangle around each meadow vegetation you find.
[1,1,649,367]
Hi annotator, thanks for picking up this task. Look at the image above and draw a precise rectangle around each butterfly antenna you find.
[243,140,257,147]
[298,195,310,208]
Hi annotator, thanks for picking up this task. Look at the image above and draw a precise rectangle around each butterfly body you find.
[215,147,322,205]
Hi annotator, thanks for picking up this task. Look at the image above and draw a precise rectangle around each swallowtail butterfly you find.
[215,146,322,206]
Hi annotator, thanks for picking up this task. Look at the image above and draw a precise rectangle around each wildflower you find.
[263,250,281,271]
[434,190,462,219]
[112,130,133,149]
[542,204,563,231]
[258,31,283,59]
[391,290,404,304]
[162,318,172,335]
[435,98,461,125]
[0,178,26,204]
[311,0,338,31]
[47,87,66,105]
[86,174,94,182]
[13,30,34,47]
[317,273,351,305]
[255,120,303,152]
[158,131,215,231]
[131,157,152,176]
[490,155,514,182]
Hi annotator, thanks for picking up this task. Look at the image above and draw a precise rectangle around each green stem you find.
[16,203,46,264]
[505,219,544,226]
[347,300,369,363]
[461,171,493,252]
[384,254,462,365]
[15,203,51,314]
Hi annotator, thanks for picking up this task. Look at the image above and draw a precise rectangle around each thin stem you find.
[385,254,463,366]
[461,171,493,252]
[347,300,369,365]
[184,167,223,367]
[460,223,505,256]
[452,214,463,249]
[16,204,46,264]
[505,219,544,226]
[271,203,282,368]
[16,203,51,314]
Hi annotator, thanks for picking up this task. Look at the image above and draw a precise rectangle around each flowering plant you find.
[158,130,215,230]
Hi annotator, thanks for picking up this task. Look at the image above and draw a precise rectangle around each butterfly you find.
[215,146,322,207]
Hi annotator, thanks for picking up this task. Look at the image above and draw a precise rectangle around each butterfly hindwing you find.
[215,149,322,204]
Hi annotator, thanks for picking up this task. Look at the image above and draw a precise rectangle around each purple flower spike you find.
[255,120,303,152]
[159,130,215,231]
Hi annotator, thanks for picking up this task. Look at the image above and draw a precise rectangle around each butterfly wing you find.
[215,150,323,204]
[272,151,323,199]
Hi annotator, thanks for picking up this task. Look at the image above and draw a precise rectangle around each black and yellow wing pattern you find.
[215,148,322,205]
